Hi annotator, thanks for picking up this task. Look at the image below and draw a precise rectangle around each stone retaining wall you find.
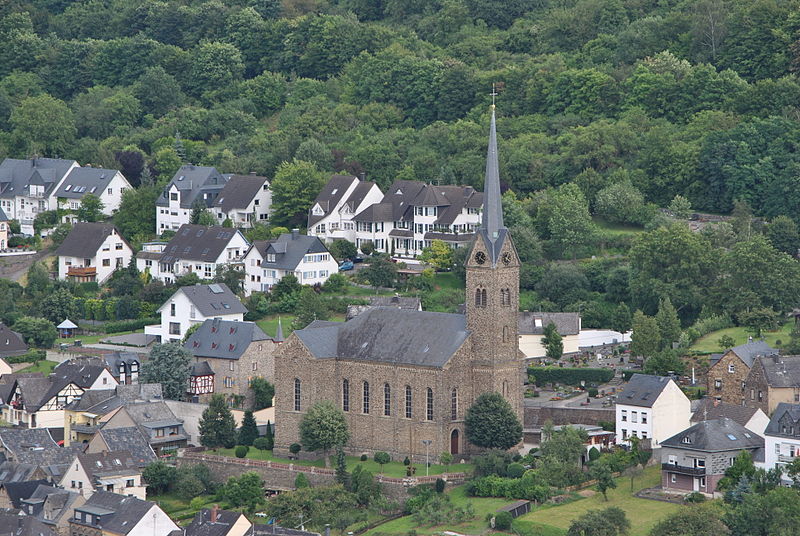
[524,406,615,427]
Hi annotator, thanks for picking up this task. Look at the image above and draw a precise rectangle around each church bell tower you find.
[465,106,523,414]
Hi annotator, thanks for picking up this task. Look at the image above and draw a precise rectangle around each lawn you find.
[517,465,680,536]
[208,448,472,478]
[689,323,793,353]
[432,272,463,290]
[150,492,217,525]
[592,217,646,236]
[19,360,56,374]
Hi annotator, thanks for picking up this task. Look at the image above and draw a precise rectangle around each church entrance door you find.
[450,429,459,455]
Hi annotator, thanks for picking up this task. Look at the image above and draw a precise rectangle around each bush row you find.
[528,367,614,386]
[102,317,160,333]
[683,313,734,345]
[5,349,46,364]
[467,475,553,503]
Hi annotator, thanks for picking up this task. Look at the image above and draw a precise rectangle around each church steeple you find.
[479,107,508,266]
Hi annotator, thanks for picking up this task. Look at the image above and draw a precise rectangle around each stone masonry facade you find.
[195,339,278,408]
[707,350,750,406]
[743,358,770,413]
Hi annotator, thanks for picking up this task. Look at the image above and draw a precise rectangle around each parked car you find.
[339,261,354,271]
[351,256,364,263]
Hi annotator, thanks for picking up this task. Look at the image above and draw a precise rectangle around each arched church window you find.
[294,378,301,411]
[502,326,509,343]
[405,386,412,418]
[502,380,509,398]
[426,388,434,421]
[384,383,391,416]
[475,288,482,307]
[501,288,511,306]
[481,289,487,307]
[342,379,349,412]
[363,381,370,414]
[451,388,458,421]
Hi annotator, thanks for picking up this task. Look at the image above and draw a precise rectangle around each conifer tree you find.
[238,410,258,446]
[199,394,237,449]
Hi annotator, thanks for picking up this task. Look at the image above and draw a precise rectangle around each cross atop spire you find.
[490,83,498,109]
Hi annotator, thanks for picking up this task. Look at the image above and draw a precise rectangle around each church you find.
[272,108,524,462]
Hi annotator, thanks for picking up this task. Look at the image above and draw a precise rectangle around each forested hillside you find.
[3,0,800,341]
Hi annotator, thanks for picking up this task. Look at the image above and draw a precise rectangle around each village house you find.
[307,174,384,245]
[69,491,178,536]
[85,427,157,468]
[0,462,48,490]
[242,230,338,295]
[155,165,227,235]
[144,283,247,343]
[136,224,249,284]
[100,353,140,386]
[56,223,134,284]
[0,428,82,483]
[761,403,800,484]
[59,451,145,500]
[0,158,79,235]
[0,207,8,249]
[19,484,85,536]
[743,354,800,414]
[211,173,271,227]
[690,398,769,435]
[184,507,251,536]
[615,374,691,447]
[184,319,275,406]
[52,166,132,222]
[0,510,58,536]
[660,418,764,497]
[0,321,27,360]
[706,340,777,406]
[518,312,581,359]
[0,479,49,510]
[99,402,189,456]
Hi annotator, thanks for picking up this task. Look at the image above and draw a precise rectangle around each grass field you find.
[19,360,56,374]
[432,272,463,290]
[593,217,646,236]
[689,323,793,353]
[209,447,472,478]
[517,465,680,536]
[55,329,140,347]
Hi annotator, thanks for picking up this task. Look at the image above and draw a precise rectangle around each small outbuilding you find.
[56,319,78,339]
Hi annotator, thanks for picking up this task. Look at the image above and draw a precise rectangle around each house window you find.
[156,428,165,437]
[632,411,638,423]
[621,429,628,439]
[102,258,110,266]
[696,459,705,468]
[170,193,178,201]
[405,386,412,418]
[126,479,134,487]
[641,413,647,424]
[342,379,349,412]
[229,361,234,371]
[294,379,301,411]
[668,455,677,465]
[170,303,176,316]
[190,305,196,319]
[426,388,433,421]
[621,410,627,422]
[670,474,676,483]
[776,444,781,454]
[699,476,706,487]
[451,388,458,421]
[641,431,647,439]
[758,391,763,401]
[252,362,257,371]
[751,389,755,400]
[384,383,391,416]
[363,381,370,414]
[501,288,511,306]
[714,379,722,390]
[115,243,123,250]
[169,323,180,335]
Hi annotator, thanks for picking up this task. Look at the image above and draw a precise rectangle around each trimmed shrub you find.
[588,447,601,461]
[528,367,614,386]
[253,438,270,451]
[435,478,446,493]
[235,445,249,458]
[360,454,368,462]
[103,317,160,333]
[493,511,513,531]
[506,463,525,479]
[403,456,411,466]
[684,491,706,503]
[294,473,310,488]
[289,443,301,454]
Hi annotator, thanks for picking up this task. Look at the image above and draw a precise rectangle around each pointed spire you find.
[482,108,504,240]
[275,317,284,343]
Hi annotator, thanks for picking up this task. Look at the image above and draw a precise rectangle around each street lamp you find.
[421,439,432,476]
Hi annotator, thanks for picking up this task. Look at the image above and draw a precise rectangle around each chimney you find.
[249,171,256,175]
[210,505,218,523]
[291,229,299,240]
[358,172,366,181]
[325,525,331,536]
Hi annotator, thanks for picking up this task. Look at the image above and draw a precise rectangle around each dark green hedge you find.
[102,317,160,334]
[528,367,614,386]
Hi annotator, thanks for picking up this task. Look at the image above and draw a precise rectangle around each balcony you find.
[67,266,96,278]
[778,454,798,463]
[662,463,706,476]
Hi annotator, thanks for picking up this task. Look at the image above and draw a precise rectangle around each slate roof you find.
[478,109,507,265]
[755,354,800,388]
[96,427,156,467]
[346,296,421,320]
[0,158,77,200]
[295,307,469,368]
[122,401,181,427]
[691,399,760,428]
[253,525,320,536]
[0,461,41,484]
[77,450,140,484]
[26,484,81,526]
[0,510,58,536]
[765,403,800,438]
[162,283,248,316]
[52,167,125,199]
[158,224,247,264]
[518,312,581,336]
[0,207,7,221]
[190,362,214,376]
[214,174,268,212]
[185,508,247,536]
[661,418,764,452]
[727,340,777,368]
[352,202,394,223]
[185,319,270,360]
[3,479,48,508]
[52,358,110,389]
[0,428,81,466]
[55,223,130,259]
[308,175,359,226]
[102,352,141,380]
[253,231,329,271]
[73,491,159,535]
[379,180,426,221]
[0,322,27,357]
[343,181,377,212]
[156,165,227,208]
[618,374,673,408]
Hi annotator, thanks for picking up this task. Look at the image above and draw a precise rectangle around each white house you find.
[144,283,247,343]
[52,166,132,221]
[55,223,134,283]
[308,174,384,244]
[211,173,272,227]
[616,374,691,447]
[136,224,249,284]
[0,158,79,235]
[155,165,227,235]
[242,230,338,295]
[70,491,178,536]
[761,403,800,483]
[0,207,8,250]
[59,450,146,500]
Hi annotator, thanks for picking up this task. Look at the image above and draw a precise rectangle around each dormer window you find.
[266,253,276,263]
[682,436,691,444]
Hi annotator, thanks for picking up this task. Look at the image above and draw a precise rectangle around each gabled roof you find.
[727,340,777,368]
[0,428,81,466]
[0,158,77,200]
[380,180,426,222]
[55,223,131,260]
[518,312,580,336]
[214,174,268,212]
[186,508,248,536]
[295,308,468,368]
[65,382,162,413]
[691,399,761,428]
[74,491,161,535]
[96,427,156,467]
[102,352,141,379]
[161,284,248,316]
[27,484,82,526]
[352,202,394,223]
[0,322,27,358]
[755,354,800,388]
[253,231,329,271]
[158,224,247,264]
[661,418,763,452]
[618,374,673,408]
[190,362,214,376]
[0,510,58,536]
[346,296,421,320]
[308,175,359,226]
[185,319,270,360]
[765,403,800,439]
[0,461,41,484]
[156,165,227,208]
[77,450,140,483]
[0,207,7,221]
[121,401,181,427]
[52,358,111,389]
[53,167,126,199]
[342,181,378,212]
[2,479,48,508]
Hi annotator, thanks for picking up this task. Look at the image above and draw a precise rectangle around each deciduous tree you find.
[464,392,522,451]
[299,400,349,464]
[140,343,191,400]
